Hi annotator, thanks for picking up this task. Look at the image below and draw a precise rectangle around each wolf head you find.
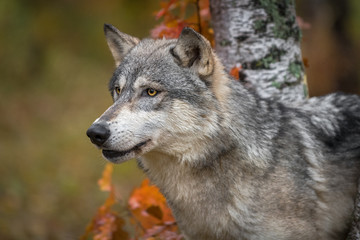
[87,24,229,165]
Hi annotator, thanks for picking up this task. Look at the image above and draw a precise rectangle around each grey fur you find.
[86,25,360,240]
[104,23,139,67]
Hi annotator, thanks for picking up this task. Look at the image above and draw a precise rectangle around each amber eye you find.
[115,87,121,95]
[147,88,158,97]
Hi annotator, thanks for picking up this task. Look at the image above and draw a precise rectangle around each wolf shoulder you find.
[227,80,360,158]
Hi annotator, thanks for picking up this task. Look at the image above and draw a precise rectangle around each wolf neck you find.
[139,62,273,195]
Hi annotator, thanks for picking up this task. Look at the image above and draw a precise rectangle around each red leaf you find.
[128,179,177,235]
[155,0,178,20]
[151,21,187,39]
[81,164,128,240]
[98,163,113,192]
[81,189,128,240]
[230,63,243,80]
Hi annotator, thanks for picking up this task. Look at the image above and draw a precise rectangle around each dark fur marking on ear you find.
[186,47,200,68]
[170,47,181,63]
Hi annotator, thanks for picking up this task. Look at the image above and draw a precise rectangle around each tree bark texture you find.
[209,0,360,238]
[210,0,308,103]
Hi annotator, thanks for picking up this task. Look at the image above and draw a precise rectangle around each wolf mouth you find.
[102,140,150,160]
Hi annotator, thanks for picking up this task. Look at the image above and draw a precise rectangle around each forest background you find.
[1,0,360,239]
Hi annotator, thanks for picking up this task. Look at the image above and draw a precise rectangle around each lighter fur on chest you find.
[140,152,252,239]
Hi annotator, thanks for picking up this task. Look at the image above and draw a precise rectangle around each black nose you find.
[86,123,110,146]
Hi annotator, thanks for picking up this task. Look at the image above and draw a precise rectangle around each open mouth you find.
[102,140,150,160]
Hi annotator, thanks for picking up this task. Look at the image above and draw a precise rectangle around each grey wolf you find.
[86,24,360,240]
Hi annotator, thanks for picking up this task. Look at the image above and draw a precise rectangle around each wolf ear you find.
[104,24,140,67]
[171,27,214,76]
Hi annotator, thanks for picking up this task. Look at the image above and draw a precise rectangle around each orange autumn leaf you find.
[151,0,213,45]
[230,63,243,80]
[82,187,129,240]
[93,212,128,240]
[151,21,188,39]
[82,163,129,240]
[128,179,178,237]
[128,179,170,221]
[101,187,117,211]
[98,163,113,192]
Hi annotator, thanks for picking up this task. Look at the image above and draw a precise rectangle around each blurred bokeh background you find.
[0,0,359,239]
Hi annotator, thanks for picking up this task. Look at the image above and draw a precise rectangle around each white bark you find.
[210,0,307,103]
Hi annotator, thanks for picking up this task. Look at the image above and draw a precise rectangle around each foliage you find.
[82,164,181,240]
[81,164,129,240]
[129,179,181,239]
[230,64,243,81]
[151,0,213,43]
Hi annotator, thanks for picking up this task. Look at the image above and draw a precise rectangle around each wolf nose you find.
[86,123,110,146]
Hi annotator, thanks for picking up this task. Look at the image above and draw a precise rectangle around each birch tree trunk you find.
[210,0,308,103]
[209,0,360,238]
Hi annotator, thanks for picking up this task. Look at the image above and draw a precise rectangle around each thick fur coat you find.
[86,24,360,240]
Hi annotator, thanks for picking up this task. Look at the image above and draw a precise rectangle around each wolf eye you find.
[115,87,121,95]
[147,88,158,97]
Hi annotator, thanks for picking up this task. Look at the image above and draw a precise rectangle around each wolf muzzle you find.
[86,123,110,147]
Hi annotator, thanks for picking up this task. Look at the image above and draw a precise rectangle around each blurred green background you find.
[0,0,359,239]
[0,0,159,239]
